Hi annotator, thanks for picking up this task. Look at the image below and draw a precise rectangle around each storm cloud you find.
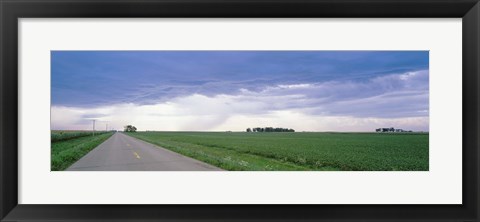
[51,51,429,131]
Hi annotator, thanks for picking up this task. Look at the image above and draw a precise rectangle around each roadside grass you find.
[51,132,114,171]
[127,132,428,171]
[129,135,311,171]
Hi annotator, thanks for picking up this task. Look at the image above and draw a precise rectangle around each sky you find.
[51,51,429,132]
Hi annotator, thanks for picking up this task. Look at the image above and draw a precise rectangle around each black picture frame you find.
[1,0,479,221]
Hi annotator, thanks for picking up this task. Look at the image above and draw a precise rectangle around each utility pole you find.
[106,123,108,131]
[92,120,96,136]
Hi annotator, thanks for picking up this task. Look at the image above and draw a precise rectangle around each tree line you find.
[246,127,295,132]
[124,125,137,132]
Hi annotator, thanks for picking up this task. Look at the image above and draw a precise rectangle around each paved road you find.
[67,132,223,171]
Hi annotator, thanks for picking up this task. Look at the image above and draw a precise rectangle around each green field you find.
[51,131,114,171]
[128,132,429,171]
[51,130,110,142]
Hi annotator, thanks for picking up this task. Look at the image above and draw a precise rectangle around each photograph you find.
[51,50,429,171]
[3,0,477,220]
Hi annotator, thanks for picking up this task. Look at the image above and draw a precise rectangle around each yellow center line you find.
[133,151,141,159]
[126,144,130,146]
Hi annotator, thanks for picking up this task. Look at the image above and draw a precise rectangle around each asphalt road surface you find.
[67,132,223,171]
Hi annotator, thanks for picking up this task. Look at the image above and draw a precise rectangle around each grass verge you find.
[51,132,114,171]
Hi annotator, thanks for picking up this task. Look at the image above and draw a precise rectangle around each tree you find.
[124,125,137,132]
[248,127,295,133]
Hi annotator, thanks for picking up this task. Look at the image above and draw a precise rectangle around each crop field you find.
[128,132,429,171]
[51,131,114,170]
[51,130,110,142]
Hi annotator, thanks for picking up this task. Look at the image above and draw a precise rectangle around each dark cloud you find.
[51,51,429,107]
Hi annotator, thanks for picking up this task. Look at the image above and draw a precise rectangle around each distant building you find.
[380,128,392,132]
[376,127,412,133]
[376,128,393,132]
